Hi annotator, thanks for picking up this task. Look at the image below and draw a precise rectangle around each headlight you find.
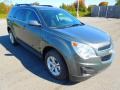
[71,41,96,59]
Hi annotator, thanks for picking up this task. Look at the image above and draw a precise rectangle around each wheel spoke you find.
[48,59,53,66]
[56,63,60,66]
[50,66,55,72]
[57,66,60,71]
[54,67,59,75]
[50,56,56,64]
[47,56,61,76]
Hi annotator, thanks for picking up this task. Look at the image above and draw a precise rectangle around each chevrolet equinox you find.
[7,4,114,82]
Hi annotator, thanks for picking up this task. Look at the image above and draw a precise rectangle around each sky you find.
[0,0,116,7]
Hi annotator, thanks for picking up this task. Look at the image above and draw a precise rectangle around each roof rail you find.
[15,4,31,6]
[39,5,53,7]
[15,4,53,7]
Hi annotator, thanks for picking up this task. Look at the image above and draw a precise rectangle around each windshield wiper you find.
[71,23,85,27]
[50,23,85,29]
[66,23,85,28]
[71,24,81,27]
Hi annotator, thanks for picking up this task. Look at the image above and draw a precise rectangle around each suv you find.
[7,4,114,82]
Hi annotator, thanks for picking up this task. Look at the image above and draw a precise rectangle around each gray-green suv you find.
[7,4,114,82]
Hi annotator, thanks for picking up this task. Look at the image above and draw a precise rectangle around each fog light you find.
[81,67,95,75]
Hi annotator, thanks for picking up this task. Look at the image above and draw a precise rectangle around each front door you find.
[21,9,43,52]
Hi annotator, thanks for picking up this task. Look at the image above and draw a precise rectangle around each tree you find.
[60,0,89,17]
[32,2,40,5]
[74,0,87,12]
[88,5,96,12]
[60,3,67,9]
[116,0,120,6]
[0,3,11,14]
[99,2,108,6]
[60,0,87,12]
[60,3,76,11]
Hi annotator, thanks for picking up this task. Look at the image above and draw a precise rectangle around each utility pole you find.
[77,0,79,18]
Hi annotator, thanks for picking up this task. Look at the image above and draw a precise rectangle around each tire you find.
[45,50,68,80]
[8,31,18,45]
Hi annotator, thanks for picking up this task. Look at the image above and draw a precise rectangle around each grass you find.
[0,14,7,19]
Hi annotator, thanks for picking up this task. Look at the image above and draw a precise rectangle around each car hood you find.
[54,25,111,49]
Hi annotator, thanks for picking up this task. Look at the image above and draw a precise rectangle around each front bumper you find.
[69,49,114,82]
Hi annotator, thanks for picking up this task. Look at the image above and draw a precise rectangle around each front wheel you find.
[45,50,68,80]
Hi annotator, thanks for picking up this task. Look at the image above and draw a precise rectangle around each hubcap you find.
[47,56,61,76]
[9,32,14,44]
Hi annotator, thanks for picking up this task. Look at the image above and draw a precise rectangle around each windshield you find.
[39,9,84,28]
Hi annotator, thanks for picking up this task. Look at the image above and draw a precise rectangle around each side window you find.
[26,10,39,22]
[14,9,26,21]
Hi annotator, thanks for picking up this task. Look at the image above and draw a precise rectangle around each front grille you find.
[101,54,112,61]
[98,44,111,51]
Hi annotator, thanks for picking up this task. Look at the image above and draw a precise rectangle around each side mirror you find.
[28,20,41,26]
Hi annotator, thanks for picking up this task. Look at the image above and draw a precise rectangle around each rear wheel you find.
[9,31,17,45]
[45,50,68,80]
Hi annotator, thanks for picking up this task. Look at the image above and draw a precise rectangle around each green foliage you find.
[116,0,120,6]
[60,0,87,12]
[0,14,7,18]
[69,10,90,17]
[88,5,96,12]
[0,2,12,14]
[0,2,13,18]
[60,0,90,17]
[73,0,87,12]
[60,3,76,12]
[87,5,96,16]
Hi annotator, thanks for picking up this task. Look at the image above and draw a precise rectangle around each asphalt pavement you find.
[0,17,120,90]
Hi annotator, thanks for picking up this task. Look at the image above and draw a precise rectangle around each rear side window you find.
[14,9,26,21]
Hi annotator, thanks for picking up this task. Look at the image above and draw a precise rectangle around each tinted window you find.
[26,10,39,22]
[14,9,26,21]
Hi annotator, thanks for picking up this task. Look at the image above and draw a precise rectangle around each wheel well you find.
[42,46,69,75]
[43,46,58,59]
